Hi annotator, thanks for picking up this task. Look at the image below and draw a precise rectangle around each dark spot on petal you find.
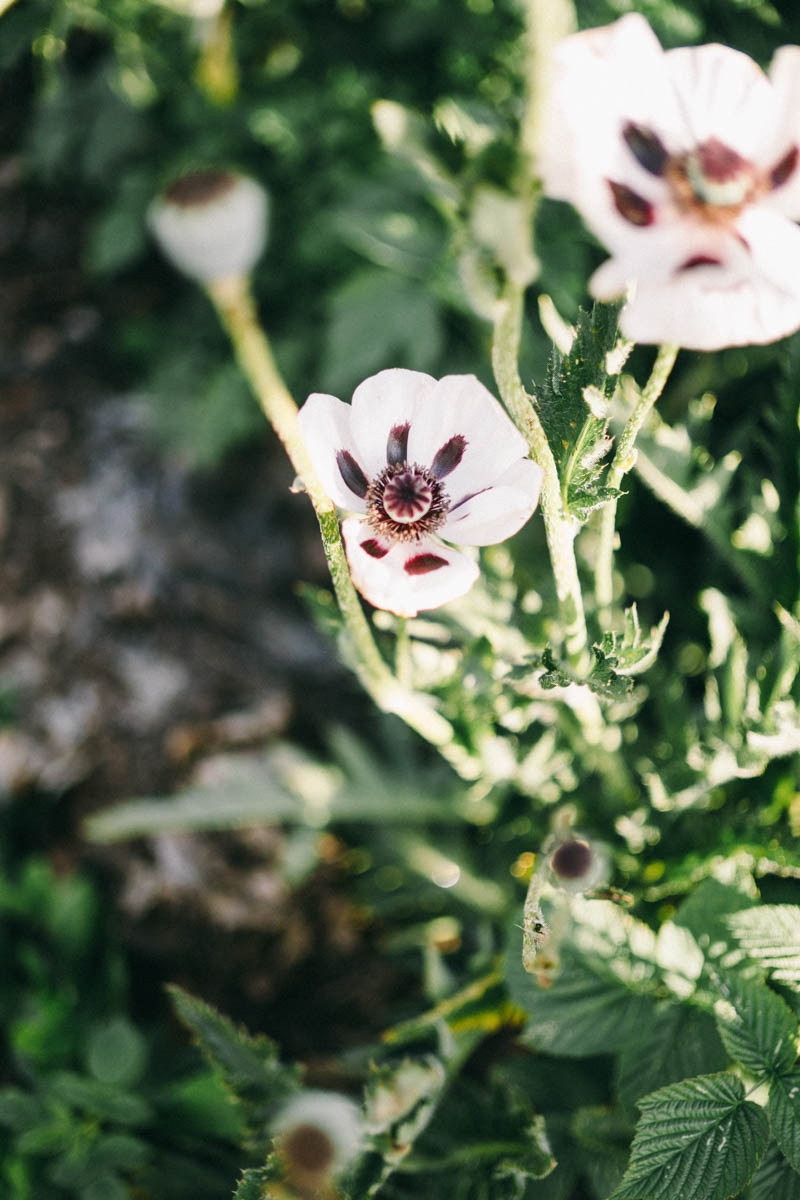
[771,145,799,190]
[360,538,388,559]
[387,423,410,466]
[622,122,668,176]
[550,839,593,881]
[336,450,368,498]
[431,434,467,479]
[609,181,654,227]
[678,255,723,272]
[696,138,747,184]
[404,553,448,575]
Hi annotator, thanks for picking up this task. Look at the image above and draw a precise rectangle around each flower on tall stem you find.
[298,369,543,617]
[540,14,800,350]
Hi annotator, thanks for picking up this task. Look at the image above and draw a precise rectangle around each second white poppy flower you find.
[540,14,800,350]
[297,369,543,617]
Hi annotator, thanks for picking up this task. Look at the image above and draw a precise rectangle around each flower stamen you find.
[366,462,449,542]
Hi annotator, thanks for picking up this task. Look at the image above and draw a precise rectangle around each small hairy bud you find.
[272,1091,362,1192]
[148,169,268,283]
[549,837,609,894]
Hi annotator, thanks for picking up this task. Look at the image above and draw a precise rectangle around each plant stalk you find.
[595,343,679,624]
[492,282,589,669]
[206,275,466,764]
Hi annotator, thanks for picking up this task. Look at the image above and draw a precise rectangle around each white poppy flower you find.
[298,369,543,617]
[540,14,800,350]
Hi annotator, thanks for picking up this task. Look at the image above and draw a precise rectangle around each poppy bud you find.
[148,169,268,283]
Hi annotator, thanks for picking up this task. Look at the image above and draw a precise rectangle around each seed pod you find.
[272,1091,362,1194]
[148,169,268,283]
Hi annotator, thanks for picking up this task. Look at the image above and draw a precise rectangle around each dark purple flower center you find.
[366,462,449,542]
[383,470,434,523]
[612,123,799,229]
[684,138,755,207]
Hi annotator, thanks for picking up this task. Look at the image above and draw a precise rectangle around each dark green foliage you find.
[609,1075,770,1200]
[0,858,244,1200]
[615,1007,727,1109]
[747,1145,800,1200]
[166,985,300,1143]
[712,971,798,1078]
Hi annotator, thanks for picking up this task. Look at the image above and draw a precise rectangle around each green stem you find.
[491,282,589,669]
[206,275,464,764]
[595,343,679,624]
[395,618,412,689]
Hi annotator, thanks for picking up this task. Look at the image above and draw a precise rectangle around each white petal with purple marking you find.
[297,393,367,512]
[341,517,479,617]
[406,375,528,503]
[442,460,544,547]
[350,368,437,479]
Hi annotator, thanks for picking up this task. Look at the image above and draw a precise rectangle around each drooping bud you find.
[272,1091,362,1192]
[147,169,268,283]
[548,836,609,894]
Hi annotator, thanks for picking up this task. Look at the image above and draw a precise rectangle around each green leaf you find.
[78,1175,129,1200]
[729,906,800,987]
[233,1166,278,1199]
[595,606,670,678]
[86,1017,147,1087]
[514,948,656,1058]
[570,1106,633,1199]
[86,741,461,842]
[616,1007,727,1109]
[88,1133,149,1172]
[586,646,635,701]
[746,1145,800,1200]
[508,899,681,1058]
[167,985,299,1115]
[674,879,756,961]
[526,645,633,701]
[322,269,443,396]
[46,1073,152,1126]
[713,972,798,1077]
[610,1074,769,1200]
[536,302,622,522]
[767,1068,800,1172]
[0,1089,47,1132]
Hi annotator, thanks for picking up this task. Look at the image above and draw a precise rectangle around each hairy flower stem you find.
[492,282,589,671]
[595,343,679,624]
[206,275,464,764]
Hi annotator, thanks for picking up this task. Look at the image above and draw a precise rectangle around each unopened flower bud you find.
[548,837,609,894]
[272,1091,361,1192]
[148,169,268,283]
